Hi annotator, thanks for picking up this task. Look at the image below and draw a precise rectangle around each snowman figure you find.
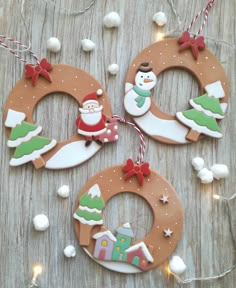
[124,62,157,117]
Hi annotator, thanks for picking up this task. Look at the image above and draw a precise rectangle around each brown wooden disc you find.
[3,64,112,169]
[74,164,184,273]
[124,38,229,144]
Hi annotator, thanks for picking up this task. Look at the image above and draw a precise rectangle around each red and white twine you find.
[187,0,215,35]
[112,115,146,164]
[0,35,39,65]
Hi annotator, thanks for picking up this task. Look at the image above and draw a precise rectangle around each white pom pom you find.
[210,164,229,180]
[57,185,70,198]
[197,168,214,184]
[33,214,49,231]
[108,63,119,75]
[191,157,205,171]
[47,37,61,53]
[81,39,96,52]
[153,12,167,26]
[97,89,103,96]
[103,12,121,28]
[169,256,187,275]
[64,245,76,258]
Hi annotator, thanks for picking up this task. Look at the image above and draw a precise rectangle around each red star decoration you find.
[25,58,52,85]
[123,158,151,186]
[178,31,205,60]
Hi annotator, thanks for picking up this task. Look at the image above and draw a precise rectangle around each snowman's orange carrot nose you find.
[144,78,153,83]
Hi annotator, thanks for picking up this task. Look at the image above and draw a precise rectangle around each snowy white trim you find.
[176,112,223,138]
[125,242,154,263]
[220,103,228,113]
[123,222,131,228]
[78,205,102,214]
[134,111,190,144]
[7,126,43,148]
[73,212,103,225]
[45,141,101,169]
[84,248,142,273]
[93,230,117,242]
[9,139,57,166]
[88,184,101,198]
[205,81,225,99]
[189,99,224,119]
[78,127,107,136]
[5,109,26,128]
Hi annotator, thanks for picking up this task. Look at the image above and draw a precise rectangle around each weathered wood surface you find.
[0,0,235,287]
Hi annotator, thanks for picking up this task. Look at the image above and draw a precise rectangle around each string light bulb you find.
[30,263,43,287]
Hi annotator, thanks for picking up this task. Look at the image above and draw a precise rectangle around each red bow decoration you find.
[178,31,205,60]
[25,58,52,85]
[123,159,151,186]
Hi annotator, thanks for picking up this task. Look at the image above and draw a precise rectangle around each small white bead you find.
[153,12,167,26]
[169,256,187,275]
[33,214,49,231]
[64,245,76,258]
[108,63,119,75]
[57,185,70,198]
[103,12,121,28]
[96,89,103,96]
[81,39,96,52]
[191,157,205,171]
[197,168,214,184]
[47,37,61,53]
[210,164,229,180]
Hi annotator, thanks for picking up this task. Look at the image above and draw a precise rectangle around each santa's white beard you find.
[81,111,102,125]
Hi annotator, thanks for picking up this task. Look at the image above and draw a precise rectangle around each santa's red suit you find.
[76,91,107,140]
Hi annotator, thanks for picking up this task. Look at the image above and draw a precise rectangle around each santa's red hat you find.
[82,89,103,105]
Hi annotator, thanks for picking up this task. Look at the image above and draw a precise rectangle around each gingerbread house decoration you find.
[93,230,117,260]
[125,242,154,271]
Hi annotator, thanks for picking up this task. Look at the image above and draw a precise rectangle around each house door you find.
[98,249,106,260]
[132,256,140,266]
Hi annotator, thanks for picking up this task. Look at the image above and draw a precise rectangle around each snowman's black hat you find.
[138,62,153,73]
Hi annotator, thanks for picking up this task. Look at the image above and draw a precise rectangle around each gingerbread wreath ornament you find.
[3,57,118,169]
[74,118,183,273]
[124,1,229,145]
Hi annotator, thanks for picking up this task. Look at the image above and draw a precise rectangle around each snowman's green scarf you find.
[133,85,151,108]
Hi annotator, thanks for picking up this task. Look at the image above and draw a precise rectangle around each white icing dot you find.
[102,98,105,101]
[158,247,161,250]
[121,187,124,189]
[20,97,23,99]
[75,76,78,79]
[197,62,200,65]
[133,64,136,67]
[104,138,108,142]
[91,83,94,86]
[109,179,112,182]
[212,66,216,69]
[113,170,116,172]
[173,55,176,58]
[107,189,110,192]
[119,177,122,180]
[27,107,30,109]
[32,96,35,99]
[200,73,203,76]
[165,213,168,216]
[148,50,151,53]
[24,85,27,88]
[100,175,103,178]
[165,43,168,46]
[147,179,150,182]
[165,188,168,191]
[44,87,47,89]
[151,192,154,195]
[180,61,183,64]
[155,203,158,207]
[74,88,77,91]
[169,242,172,244]
[137,189,140,191]
[107,129,111,134]
[176,222,178,225]
[205,56,209,60]
[157,226,160,229]
[223,82,226,85]
[62,80,64,83]
[163,62,165,65]
[129,180,132,183]
[150,60,153,64]
[160,52,163,55]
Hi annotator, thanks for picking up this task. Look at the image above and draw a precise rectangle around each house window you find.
[120,238,125,243]
[101,240,107,247]
[116,246,121,252]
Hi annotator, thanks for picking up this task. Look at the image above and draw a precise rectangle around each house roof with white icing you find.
[125,242,154,263]
[93,230,117,242]
[88,184,101,198]
[116,222,134,238]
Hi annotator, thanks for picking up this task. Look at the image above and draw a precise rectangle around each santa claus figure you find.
[76,89,107,146]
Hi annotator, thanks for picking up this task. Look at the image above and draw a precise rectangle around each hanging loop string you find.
[112,115,146,164]
[187,0,215,35]
[0,37,40,65]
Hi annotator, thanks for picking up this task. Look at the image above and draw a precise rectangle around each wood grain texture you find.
[0,0,235,287]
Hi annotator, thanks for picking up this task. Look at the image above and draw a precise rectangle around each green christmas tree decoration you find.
[176,81,226,142]
[5,109,57,168]
[74,184,105,246]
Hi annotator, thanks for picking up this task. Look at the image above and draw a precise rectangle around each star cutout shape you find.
[164,228,173,238]
[160,195,169,204]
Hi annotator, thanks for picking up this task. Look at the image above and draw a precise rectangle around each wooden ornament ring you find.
[74,164,183,273]
[124,38,229,144]
[3,64,112,169]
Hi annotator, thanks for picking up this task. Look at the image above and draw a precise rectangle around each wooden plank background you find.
[0,0,235,287]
